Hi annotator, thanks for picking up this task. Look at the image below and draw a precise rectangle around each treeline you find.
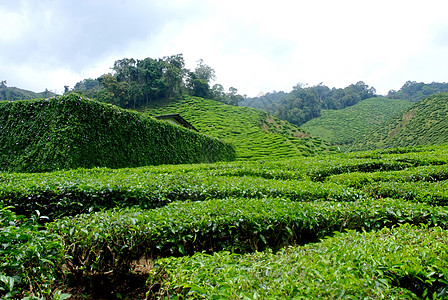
[69,54,244,109]
[0,80,56,101]
[387,80,448,102]
[241,82,377,126]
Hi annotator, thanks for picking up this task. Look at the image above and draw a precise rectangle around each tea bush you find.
[147,224,448,299]
[363,180,448,206]
[0,206,65,299]
[49,197,448,275]
[327,164,448,188]
[0,168,362,219]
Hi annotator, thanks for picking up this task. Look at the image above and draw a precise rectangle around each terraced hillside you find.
[2,143,448,298]
[300,97,413,149]
[351,93,448,151]
[143,96,334,160]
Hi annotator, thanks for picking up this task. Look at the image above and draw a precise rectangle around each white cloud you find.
[1,0,448,95]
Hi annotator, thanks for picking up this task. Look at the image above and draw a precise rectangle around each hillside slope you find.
[300,97,413,148]
[350,93,448,151]
[143,96,334,160]
[0,84,58,101]
[0,94,235,173]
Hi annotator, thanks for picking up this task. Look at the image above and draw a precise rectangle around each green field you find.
[2,143,448,298]
[300,97,413,149]
[351,93,448,151]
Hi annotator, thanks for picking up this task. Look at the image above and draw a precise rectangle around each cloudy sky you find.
[1,0,448,96]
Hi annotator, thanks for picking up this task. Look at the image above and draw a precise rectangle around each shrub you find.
[49,197,448,275]
[0,206,66,299]
[0,94,235,173]
[147,225,448,299]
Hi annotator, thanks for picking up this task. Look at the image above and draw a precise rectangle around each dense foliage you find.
[0,93,235,173]
[351,93,448,151]
[300,97,413,148]
[70,55,245,109]
[148,225,448,299]
[241,81,377,126]
[143,96,334,160]
[0,207,66,299]
[2,139,448,297]
[51,197,448,276]
[387,80,448,102]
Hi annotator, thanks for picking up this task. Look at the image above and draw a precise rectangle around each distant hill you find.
[300,97,413,149]
[0,94,235,173]
[0,82,58,101]
[142,96,335,160]
[350,93,448,151]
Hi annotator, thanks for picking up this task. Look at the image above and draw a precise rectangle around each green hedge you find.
[327,164,448,188]
[0,94,235,173]
[48,197,448,275]
[147,224,448,299]
[0,167,363,219]
[363,181,448,206]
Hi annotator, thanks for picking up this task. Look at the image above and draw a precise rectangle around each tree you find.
[211,84,226,101]
[227,87,243,106]
[194,59,216,82]
[187,59,216,98]
[162,54,187,98]
[188,73,210,98]
[97,74,129,107]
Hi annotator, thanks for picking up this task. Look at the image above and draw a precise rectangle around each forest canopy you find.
[69,54,244,109]
[241,82,377,126]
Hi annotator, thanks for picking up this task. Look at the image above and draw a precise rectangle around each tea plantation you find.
[2,143,448,299]
[351,93,448,151]
[143,96,334,160]
[300,97,413,149]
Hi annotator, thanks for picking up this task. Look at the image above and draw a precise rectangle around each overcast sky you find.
[1,0,448,96]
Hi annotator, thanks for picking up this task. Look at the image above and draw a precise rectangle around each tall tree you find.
[187,59,216,98]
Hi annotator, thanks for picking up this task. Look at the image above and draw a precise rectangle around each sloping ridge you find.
[0,93,235,173]
[350,93,448,151]
[143,96,334,160]
[300,97,413,148]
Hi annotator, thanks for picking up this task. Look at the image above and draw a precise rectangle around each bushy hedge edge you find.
[48,197,448,275]
[0,94,235,173]
[147,224,448,299]
[0,170,362,219]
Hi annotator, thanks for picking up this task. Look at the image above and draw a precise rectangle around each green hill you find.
[0,94,235,173]
[0,82,58,101]
[300,97,413,149]
[351,93,448,151]
[142,96,335,160]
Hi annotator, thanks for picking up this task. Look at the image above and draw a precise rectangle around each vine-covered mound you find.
[0,93,235,172]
